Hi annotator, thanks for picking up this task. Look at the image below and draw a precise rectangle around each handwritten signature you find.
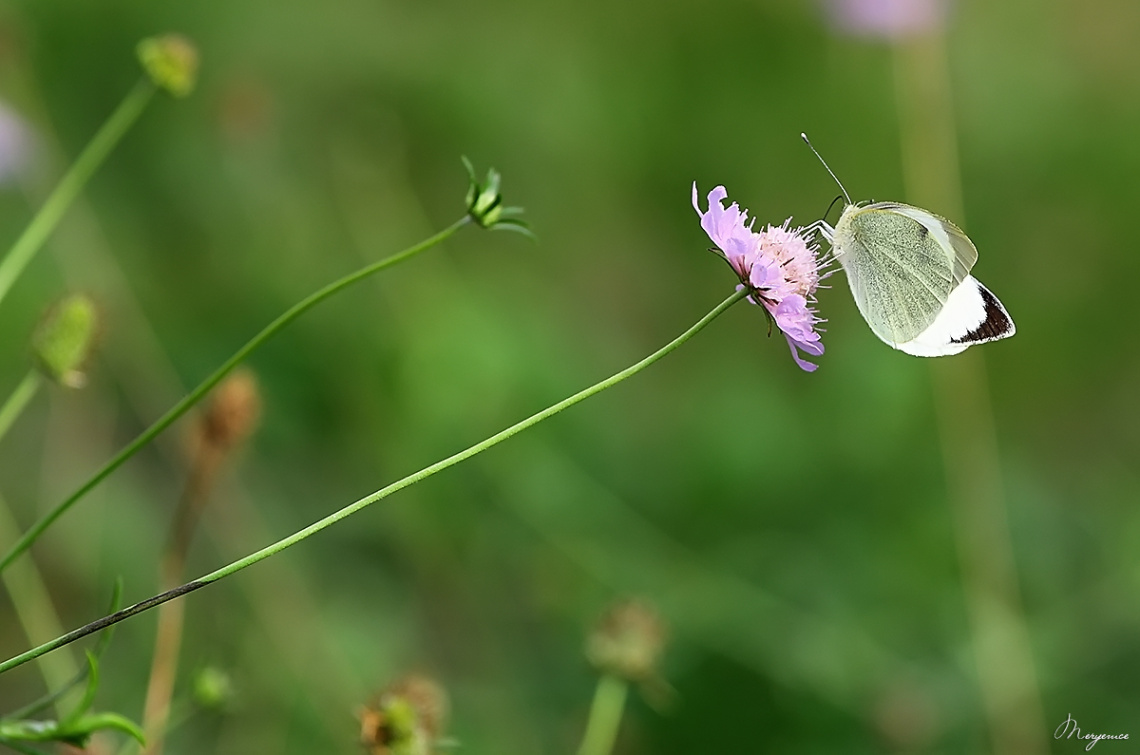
[1055,714,1129,751]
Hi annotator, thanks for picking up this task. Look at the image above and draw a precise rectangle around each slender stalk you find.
[0,494,80,709]
[576,675,629,755]
[0,288,748,674]
[893,33,1046,755]
[0,216,470,576]
[0,374,81,710]
[0,79,156,308]
[140,593,183,755]
[143,384,255,755]
[0,371,42,441]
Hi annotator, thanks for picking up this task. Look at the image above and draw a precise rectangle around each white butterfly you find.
[804,135,1015,357]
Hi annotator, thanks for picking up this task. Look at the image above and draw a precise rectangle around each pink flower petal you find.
[694,183,830,372]
[785,334,821,372]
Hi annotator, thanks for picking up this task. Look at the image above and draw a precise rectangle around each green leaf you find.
[58,712,146,747]
[62,653,99,727]
[491,218,536,239]
[0,708,146,748]
[92,578,125,659]
[0,718,60,741]
[3,579,125,722]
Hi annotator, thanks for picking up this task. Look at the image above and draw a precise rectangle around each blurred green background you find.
[0,0,1138,752]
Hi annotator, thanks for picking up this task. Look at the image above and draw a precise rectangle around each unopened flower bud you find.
[137,34,199,97]
[462,156,531,236]
[31,293,99,388]
[358,674,448,755]
[199,370,261,453]
[586,598,667,683]
[192,666,235,710]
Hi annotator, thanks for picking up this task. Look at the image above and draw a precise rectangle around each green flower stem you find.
[0,495,80,708]
[576,674,629,755]
[0,78,157,309]
[0,372,80,708]
[0,288,748,675]
[0,371,41,441]
[0,216,471,577]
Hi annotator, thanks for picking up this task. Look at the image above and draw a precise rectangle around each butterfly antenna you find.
[823,194,845,222]
[801,133,851,206]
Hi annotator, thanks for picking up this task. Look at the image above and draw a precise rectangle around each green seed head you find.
[32,293,99,388]
[137,34,200,97]
[192,666,235,710]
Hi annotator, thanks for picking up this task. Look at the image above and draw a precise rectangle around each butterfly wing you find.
[833,202,977,346]
[896,275,1016,356]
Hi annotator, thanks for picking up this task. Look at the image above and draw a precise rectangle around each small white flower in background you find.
[825,0,949,39]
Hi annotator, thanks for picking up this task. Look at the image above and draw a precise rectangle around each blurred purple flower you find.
[0,101,31,186]
[693,184,828,372]
[825,0,948,39]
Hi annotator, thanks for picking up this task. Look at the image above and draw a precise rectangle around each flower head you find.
[693,184,828,372]
[462,156,532,236]
[198,369,262,453]
[586,598,667,683]
[358,674,448,755]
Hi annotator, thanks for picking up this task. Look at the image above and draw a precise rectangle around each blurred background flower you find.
[825,0,949,38]
[0,100,32,186]
[358,674,448,755]
[585,598,666,684]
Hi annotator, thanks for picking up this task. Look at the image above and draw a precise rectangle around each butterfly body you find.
[822,201,1015,357]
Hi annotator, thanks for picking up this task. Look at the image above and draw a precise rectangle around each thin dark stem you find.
[0,288,748,675]
[0,581,209,676]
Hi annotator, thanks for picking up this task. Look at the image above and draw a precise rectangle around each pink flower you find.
[825,0,948,39]
[693,184,828,372]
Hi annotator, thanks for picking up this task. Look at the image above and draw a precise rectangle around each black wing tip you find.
[952,280,1015,345]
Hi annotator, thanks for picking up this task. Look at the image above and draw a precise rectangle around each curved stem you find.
[0,79,156,308]
[0,216,470,576]
[576,674,629,755]
[0,288,748,674]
